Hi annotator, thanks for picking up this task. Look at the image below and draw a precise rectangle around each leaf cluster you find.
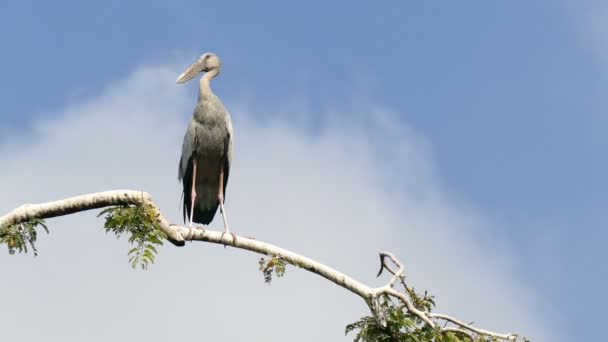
[98,203,166,270]
[258,255,287,284]
[346,294,441,342]
[345,290,495,342]
[0,219,48,256]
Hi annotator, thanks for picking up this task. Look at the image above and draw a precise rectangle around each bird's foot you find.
[187,224,205,240]
[220,228,237,245]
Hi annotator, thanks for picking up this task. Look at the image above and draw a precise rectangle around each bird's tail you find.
[181,172,219,225]
[182,190,218,225]
[192,205,218,225]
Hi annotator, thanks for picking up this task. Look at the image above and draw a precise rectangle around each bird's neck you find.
[198,69,220,101]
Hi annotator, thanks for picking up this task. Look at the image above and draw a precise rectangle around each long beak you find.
[176,58,205,84]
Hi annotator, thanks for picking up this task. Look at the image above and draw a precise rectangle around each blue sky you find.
[1,1,605,340]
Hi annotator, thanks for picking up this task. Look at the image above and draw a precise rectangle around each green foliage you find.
[345,290,501,342]
[98,203,166,270]
[0,219,48,256]
[408,288,435,313]
[346,295,446,342]
[258,255,287,284]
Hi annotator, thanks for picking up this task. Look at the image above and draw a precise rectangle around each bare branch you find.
[430,313,519,341]
[442,327,476,341]
[0,189,525,341]
[180,227,374,299]
[0,190,184,246]
[377,250,414,294]
[378,251,406,288]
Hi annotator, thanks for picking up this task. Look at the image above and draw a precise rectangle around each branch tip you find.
[377,253,386,277]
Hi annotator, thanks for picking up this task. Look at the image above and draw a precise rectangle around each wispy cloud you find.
[566,1,608,74]
[0,61,549,341]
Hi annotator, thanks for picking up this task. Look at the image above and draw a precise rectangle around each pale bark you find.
[0,190,525,341]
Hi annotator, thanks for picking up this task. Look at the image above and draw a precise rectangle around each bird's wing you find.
[178,121,199,223]
[178,121,197,182]
[222,112,234,199]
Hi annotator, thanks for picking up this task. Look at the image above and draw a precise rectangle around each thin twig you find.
[442,327,476,341]
[430,313,519,341]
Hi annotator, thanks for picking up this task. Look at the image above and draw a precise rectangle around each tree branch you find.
[0,190,184,246]
[0,189,526,341]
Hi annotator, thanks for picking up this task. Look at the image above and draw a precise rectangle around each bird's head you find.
[176,52,221,84]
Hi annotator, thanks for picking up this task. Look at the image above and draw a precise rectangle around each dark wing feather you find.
[180,156,194,223]
[178,123,197,223]
[182,155,217,224]
[221,130,231,203]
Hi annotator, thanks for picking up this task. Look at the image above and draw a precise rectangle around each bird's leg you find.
[218,168,236,243]
[189,160,197,228]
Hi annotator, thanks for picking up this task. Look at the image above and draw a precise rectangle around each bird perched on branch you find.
[176,52,234,238]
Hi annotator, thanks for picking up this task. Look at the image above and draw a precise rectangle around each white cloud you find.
[0,61,550,341]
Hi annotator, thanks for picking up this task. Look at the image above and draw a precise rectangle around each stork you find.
[176,52,234,238]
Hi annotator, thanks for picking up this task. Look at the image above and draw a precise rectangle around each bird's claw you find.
[186,224,205,240]
[220,230,237,246]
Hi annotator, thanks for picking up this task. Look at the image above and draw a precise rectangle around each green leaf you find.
[345,293,450,342]
[98,203,166,270]
[258,255,288,284]
[1,219,49,256]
